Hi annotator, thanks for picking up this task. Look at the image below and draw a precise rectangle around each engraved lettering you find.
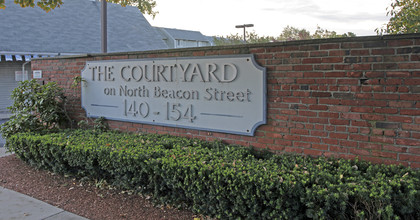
[154,86,199,100]
[131,65,143,82]
[179,63,190,82]
[188,63,205,82]
[221,63,238,82]
[120,65,131,82]
[206,63,220,82]
[204,88,251,102]
[119,85,149,97]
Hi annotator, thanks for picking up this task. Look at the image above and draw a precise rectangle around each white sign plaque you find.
[33,70,42,79]
[81,55,266,136]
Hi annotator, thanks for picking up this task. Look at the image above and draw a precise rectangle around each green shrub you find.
[0,80,68,139]
[7,130,420,219]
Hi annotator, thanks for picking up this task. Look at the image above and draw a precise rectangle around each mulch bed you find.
[0,154,200,220]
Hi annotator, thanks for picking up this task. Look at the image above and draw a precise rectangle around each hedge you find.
[6,130,420,219]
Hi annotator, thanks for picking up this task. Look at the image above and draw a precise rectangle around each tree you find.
[377,0,420,34]
[214,26,356,46]
[312,25,356,39]
[277,25,311,41]
[0,0,157,16]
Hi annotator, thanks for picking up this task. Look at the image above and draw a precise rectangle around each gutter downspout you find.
[22,61,31,81]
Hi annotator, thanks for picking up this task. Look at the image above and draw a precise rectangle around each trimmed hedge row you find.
[7,130,420,219]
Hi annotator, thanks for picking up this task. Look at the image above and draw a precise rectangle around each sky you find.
[144,0,392,37]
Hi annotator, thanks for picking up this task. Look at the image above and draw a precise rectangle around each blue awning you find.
[0,53,56,62]
[0,52,81,62]
[5,55,13,61]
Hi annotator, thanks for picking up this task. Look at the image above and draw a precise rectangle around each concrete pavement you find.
[0,114,89,220]
[0,187,89,220]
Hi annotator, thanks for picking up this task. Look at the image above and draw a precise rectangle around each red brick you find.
[402,124,420,131]
[359,143,382,150]
[325,72,346,77]
[283,135,301,141]
[304,149,324,156]
[387,116,413,123]
[319,112,340,118]
[293,142,311,148]
[299,111,317,117]
[361,114,386,121]
[312,92,332,97]
[312,144,329,151]
[372,129,384,135]
[388,39,413,47]
[342,113,361,120]
[350,49,369,56]
[349,148,370,156]
[400,109,420,116]
[274,139,293,146]
[258,138,275,144]
[383,55,410,62]
[319,99,340,105]
[396,139,420,146]
[399,154,420,162]
[284,147,304,154]
[309,105,328,110]
[329,146,347,153]
[330,119,350,125]
[293,65,313,71]
[412,132,420,139]
[302,58,322,64]
[388,101,414,108]
[375,108,398,114]
[320,43,340,50]
[330,132,348,139]
[372,48,395,55]
[410,163,420,169]
[351,107,374,113]
[370,136,395,144]
[340,140,359,148]
[329,106,350,112]
[301,136,321,143]
[386,71,411,77]
[400,94,420,101]
[408,147,420,154]
[322,57,343,63]
[372,151,397,159]
[350,134,369,142]
[291,128,310,135]
[361,156,384,164]
[384,130,397,136]
[311,130,328,137]
[323,138,339,145]
[383,145,407,153]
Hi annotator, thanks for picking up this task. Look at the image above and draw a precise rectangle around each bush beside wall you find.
[7,130,420,219]
[31,34,420,168]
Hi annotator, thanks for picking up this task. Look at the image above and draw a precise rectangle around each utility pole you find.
[101,0,107,53]
[235,24,254,42]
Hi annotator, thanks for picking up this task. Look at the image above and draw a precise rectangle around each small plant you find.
[94,117,109,132]
[71,76,87,89]
[77,120,90,129]
[0,80,68,139]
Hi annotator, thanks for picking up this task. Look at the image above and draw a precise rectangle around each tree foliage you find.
[214,25,356,46]
[0,0,157,17]
[377,0,420,34]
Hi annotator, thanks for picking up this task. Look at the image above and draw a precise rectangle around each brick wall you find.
[31,34,420,168]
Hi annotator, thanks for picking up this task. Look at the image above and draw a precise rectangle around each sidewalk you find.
[0,115,89,220]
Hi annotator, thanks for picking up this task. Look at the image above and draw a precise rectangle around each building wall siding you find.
[31,34,420,168]
[0,62,31,112]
